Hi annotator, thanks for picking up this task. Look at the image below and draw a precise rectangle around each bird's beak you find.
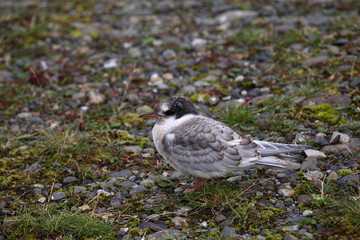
[139,112,163,118]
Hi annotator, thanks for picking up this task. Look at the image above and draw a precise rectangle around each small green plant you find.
[220,106,257,130]
[3,203,114,239]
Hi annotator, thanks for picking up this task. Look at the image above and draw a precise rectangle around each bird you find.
[140,97,311,191]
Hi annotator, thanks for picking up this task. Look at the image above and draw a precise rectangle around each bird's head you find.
[140,97,199,120]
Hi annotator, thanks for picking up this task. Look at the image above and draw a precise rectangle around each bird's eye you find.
[164,109,175,116]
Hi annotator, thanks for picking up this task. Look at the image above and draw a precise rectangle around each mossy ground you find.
[1,0,360,239]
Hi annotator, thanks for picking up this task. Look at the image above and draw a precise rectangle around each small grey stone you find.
[301,56,329,68]
[330,131,341,144]
[284,234,299,240]
[101,178,118,188]
[128,47,141,58]
[327,171,340,181]
[130,185,149,195]
[337,174,359,185]
[123,145,142,154]
[73,186,87,193]
[0,70,13,83]
[282,224,299,231]
[110,198,121,207]
[301,156,318,171]
[63,176,78,184]
[220,218,233,227]
[119,181,138,189]
[298,194,312,204]
[140,179,155,187]
[109,169,132,178]
[163,49,176,59]
[215,214,227,222]
[221,227,239,238]
[328,45,339,55]
[322,144,347,154]
[275,200,286,210]
[140,222,167,232]
[145,229,183,240]
[147,214,161,222]
[304,171,324,180]
[25,161,41,172]
[136,105,153,114]
[51,192,66,201]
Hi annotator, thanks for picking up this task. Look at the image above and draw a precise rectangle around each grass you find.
[2,202,114,239]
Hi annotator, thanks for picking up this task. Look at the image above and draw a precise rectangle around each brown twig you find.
[350,56,357,79]
[30,67,42,87]
[118,60,137,112]
[45,182,55,211]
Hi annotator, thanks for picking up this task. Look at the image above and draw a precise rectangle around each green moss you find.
[212,83,227,95]
[190,93,211,103]
[95,130,150,147]
[338,169,353,177]
[291,103,345,125]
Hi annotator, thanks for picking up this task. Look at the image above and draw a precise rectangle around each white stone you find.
[339,133,350,144]
[278,188,295,197]
[303,210,313,216]
[304,149,326,159]
[88,91,105,105]
[217,10,258,24]
[200,221,207,227]
[103,58,117,68]
[191,38,207,47]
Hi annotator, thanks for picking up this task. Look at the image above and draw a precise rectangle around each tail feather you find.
[254,140,311,156]
[255,156,301,170]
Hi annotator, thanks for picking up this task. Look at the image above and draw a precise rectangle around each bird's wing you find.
[161,116,260,173]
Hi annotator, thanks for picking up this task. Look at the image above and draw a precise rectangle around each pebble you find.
[88,91,105,105]
[145,229,183,240]
[124,145,142,154]
[109,169,132,178]
[63,176,78,184]
[216,10,258,24]
[25,161,41,172]
[337,174,359,185]
[191,38,207,47]
[322,144,347,154]
[282,225,299,231]
[297,194,312,204]
[304,149,326,159]
[172,216,187,226]
[215,214,227,222]
[304,170,324,180]
[128,47,141,57]
[278,188,295,197]
[327,171,340,181]
[301,156,318,171]
[221,226,239,238]
[73,186,87,193]
[302,210,313,216]
[130,185,149,195]
[301,55,329,68]
[51,192,66,201]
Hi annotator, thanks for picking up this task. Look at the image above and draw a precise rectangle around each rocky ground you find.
[0,0,360,239]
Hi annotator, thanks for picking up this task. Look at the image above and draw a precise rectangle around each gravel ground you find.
[0,0,360,239]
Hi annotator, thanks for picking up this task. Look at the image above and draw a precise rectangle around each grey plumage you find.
[141,97,311,180]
